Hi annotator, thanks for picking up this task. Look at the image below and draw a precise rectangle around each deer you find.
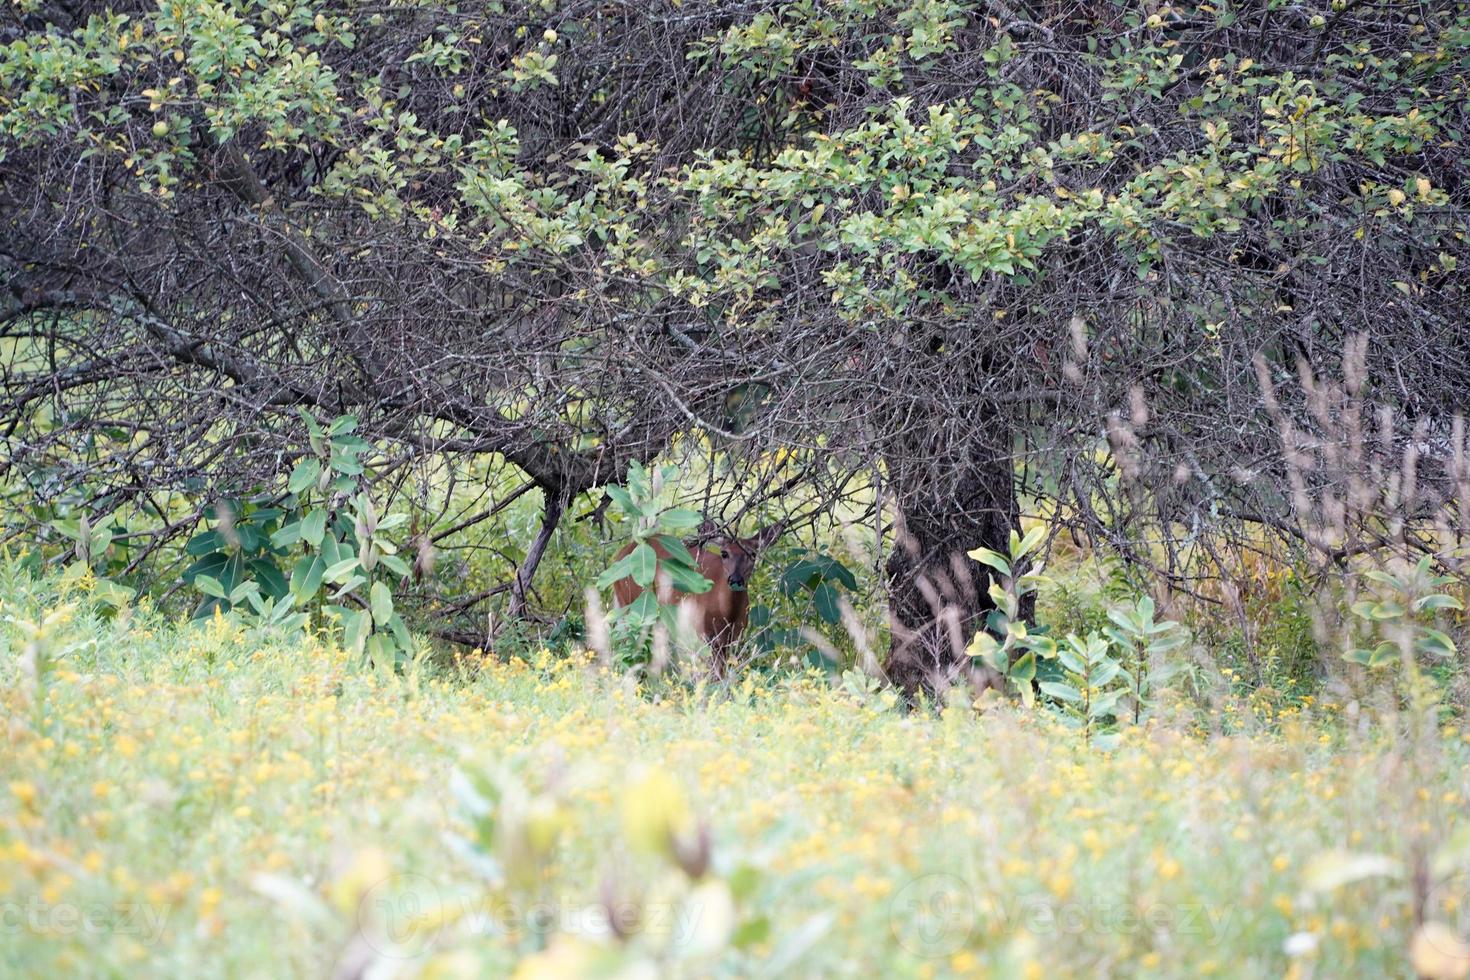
[610,519,783,677]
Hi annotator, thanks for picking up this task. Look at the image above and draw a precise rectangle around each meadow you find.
[3,564,1468,979]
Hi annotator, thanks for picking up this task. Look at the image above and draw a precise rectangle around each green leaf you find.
[1367,642,1399,668]
[664,561,713,594]
[967,547,1011,576]
[194,574,227,599]
[370,581,393,626]
[290,554,326,601]
[1056,648,1086,674]
[301,510,327,548]
[1089,690,1124,719]
[654,534,698,567]
[596,549,641,590]
[91,578,136,610]
[248,558,289,599]
[271,521,303,549]
[1417,628,1456,659]
[625,589,659,625]
[288,458,321,494]
[1009,650,1037,684]
[812,582,842,624]
[185,530,224,556]
[1416,593,1463,612]
[1024,635,1057,658]
[341,608,371,655]
[658,507,705,531]
[629,542,658,588]
[605,485,642,518]
[325,558,360,584]
[1039,680,1082,703]
[1015,525,1046,559]
[378,553,410,579]
[779,558,822,596]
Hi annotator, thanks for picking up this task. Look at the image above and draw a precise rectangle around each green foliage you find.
[1346,556,1463,669]
[595,461,712,666]
[966,526,1051,705]
[1038,632,1129,746]
[183,411,415,665]
[969,530,1189,728]
[1101,596,1190,725]
[46,513,134,611]
[749,549,859,670]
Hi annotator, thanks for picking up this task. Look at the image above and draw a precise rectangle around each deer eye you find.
[719,549,729,558]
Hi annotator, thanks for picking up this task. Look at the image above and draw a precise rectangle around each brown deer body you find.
[611,522,781,675]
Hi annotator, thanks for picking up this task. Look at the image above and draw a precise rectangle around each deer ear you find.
[750,521,785,552]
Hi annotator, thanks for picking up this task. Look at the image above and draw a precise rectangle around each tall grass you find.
[2,564,1467,978]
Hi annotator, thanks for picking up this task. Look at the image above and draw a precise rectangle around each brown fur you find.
[611,523,781,676]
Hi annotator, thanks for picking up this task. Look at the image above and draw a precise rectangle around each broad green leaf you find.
[185,530,224,556]
[248,558,288,599]
[658,507,705,531]
[605,485,641,518]
[1417,629,1456,659]
[271,520,303,549]
[1015,525,1046,559]
[664,561,713,594]
[812,582,842,625]
[325,558,360,583]
[370,581,393,626]
[194,574,227,599]
[1091,660,1123,687]
[301,510,327,547]
[1039,680,1082,703]
[625,589,659,625]
[378,553,410,579]
[654,534,698,567]
[629,542,658,588]
[389,613,412,652]
[290,554,326,601]
[288,458,321,494]
[341,609,371,655]
[596,550,641,590]
[967,547,1010,576]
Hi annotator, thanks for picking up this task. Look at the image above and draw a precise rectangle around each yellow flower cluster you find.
[0,592,1466,977]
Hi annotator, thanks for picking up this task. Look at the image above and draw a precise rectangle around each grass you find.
[2,566,1468,978]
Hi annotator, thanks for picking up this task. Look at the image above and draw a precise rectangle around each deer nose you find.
[728,575,745,590]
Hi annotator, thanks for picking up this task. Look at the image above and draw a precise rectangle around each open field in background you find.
[3,568,1468,979]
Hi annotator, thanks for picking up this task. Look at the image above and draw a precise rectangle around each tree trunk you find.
[883,436,1024,698]
[508,489,565,620]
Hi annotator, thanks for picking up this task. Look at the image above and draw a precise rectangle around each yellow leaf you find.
[621,767,693,856]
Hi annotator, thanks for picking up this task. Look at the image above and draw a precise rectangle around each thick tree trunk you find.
[883,435,1024,697]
